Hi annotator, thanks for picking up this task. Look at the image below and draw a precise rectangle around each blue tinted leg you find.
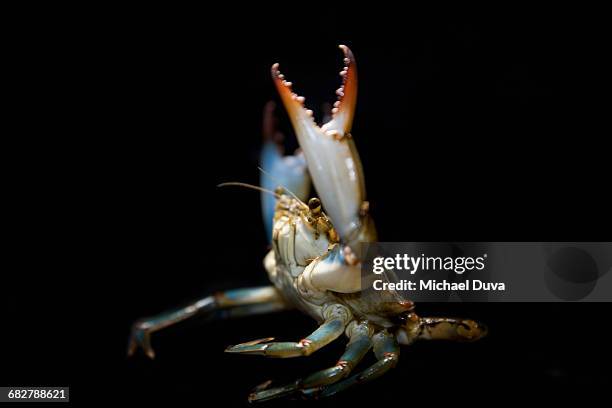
[127,286,286,359]
[225,304,351,358]
[248,321,373,402]
[314,330,399,398]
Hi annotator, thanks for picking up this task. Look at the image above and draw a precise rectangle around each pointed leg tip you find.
[126,341,156,359]
[225,340,261,353]
[248,392,268,404]
[127,326,156,359]
[225,343,269,355]
[249,381,300,403]
[252,379,273,392]
[243,337,275,346]
[248,385,272,404]
[248,392,271,404]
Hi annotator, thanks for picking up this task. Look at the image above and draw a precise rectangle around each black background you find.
[3,5,610,406]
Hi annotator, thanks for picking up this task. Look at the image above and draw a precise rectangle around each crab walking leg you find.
[419,317,488,341]
[225,304,352,358]
[128,286,287,359]
[248,321,374,402]
[398,314,488,345]
[209,302,287,320]
[313,330,400,398]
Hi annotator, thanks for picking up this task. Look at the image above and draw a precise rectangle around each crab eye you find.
[308,197,322,213]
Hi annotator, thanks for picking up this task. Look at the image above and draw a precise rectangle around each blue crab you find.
[128,45,487,402]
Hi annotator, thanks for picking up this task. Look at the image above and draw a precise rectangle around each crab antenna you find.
[217,182,280,198]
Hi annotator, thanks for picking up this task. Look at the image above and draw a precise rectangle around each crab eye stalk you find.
[308,197,322,213]
[271,45,374,250]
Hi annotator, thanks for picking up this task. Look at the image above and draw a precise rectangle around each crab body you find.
[264,193,408,329]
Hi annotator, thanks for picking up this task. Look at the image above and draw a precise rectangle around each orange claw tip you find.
[271,63,292,89]
[320,43,357,135]
[338,44,355,62]
[271,63,284,79]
